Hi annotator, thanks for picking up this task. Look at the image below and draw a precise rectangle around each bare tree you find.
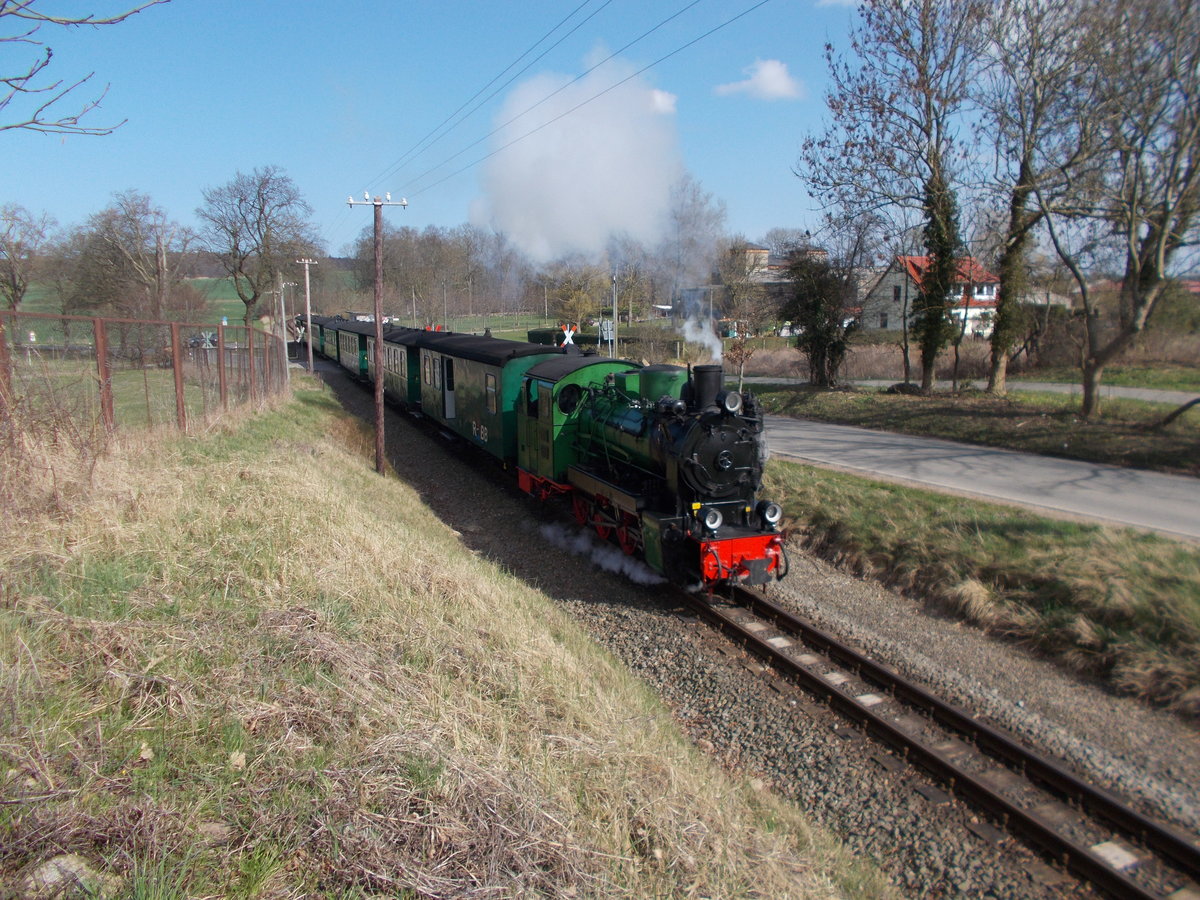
[1036,0,1200,418]
[197,166,318,326]
[546,256,607,329]
[716,240,773,392]
[974,0,1109,393]
[0,202,55,309]
[88,190,193,318]
[1,0,168,136]
[760,227,812,258]
[605,234,655,324]
[799,0,987,391]
[655,173,727,303]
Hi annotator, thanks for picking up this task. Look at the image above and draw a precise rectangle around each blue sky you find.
[3,0,858,260]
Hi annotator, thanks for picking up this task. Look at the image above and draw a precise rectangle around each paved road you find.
[741,376,1199,407]
[764,416,1200,542]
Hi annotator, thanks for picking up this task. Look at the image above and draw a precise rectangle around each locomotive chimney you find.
[691,364,723,411]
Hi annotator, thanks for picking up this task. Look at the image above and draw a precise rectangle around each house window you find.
[893,285,901,303]
[879,312,889,329]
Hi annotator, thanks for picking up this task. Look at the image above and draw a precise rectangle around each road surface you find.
[764,416,1200,542]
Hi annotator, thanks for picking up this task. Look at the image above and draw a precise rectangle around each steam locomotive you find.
[304,315,787,588]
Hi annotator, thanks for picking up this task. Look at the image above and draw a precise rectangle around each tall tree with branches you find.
[0,202,54,309]
[799,0,987,391]
[974,0,1109,393]
[197,166,318,327]
[1035,0,1200,418]
[1,1,168,136]
[88,190,193,319]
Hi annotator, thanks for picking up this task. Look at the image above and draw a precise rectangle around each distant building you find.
[860,255,1000,337]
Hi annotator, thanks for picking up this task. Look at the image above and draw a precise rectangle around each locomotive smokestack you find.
[692,364,723,411]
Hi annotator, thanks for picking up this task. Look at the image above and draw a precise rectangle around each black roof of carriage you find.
[305,314,342,328]
[525,354,641,383]
[332,319,379,336]
[382,325,425,345]
[402,331,563,367]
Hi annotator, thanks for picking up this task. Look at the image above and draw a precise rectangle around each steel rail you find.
[732,586,1200,884]
[680,586,1200,900]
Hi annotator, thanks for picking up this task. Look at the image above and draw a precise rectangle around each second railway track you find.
[685,584,1200,900]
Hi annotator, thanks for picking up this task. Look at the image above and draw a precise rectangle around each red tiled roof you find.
[898,255,999,288]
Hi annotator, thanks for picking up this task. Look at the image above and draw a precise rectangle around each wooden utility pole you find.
[296,257,318,372]
[347,192,407,475]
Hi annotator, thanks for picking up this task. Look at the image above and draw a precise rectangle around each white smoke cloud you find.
[714,59,804,101]
[680,313,723,362]
[537,522,666,586]
[472,54,684,263]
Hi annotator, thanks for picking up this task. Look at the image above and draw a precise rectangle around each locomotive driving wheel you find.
[592,511,612,540]
[572,494,590,526]
[591,495,615,540]
[616,511,641,555]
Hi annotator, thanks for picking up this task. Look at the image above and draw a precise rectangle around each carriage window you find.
[433,357,441,389]
[486,373,497,414]
[444,358,455,391]
[423,354,430,384]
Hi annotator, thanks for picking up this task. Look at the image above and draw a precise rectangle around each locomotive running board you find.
[566,466,645,515]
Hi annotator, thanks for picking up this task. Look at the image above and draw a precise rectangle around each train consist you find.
[304,315,788,588]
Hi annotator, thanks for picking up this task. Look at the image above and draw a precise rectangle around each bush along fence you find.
[0,310,290,433]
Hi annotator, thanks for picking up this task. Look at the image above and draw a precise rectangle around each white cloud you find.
[473,58,683,263]
[715,59,804,101]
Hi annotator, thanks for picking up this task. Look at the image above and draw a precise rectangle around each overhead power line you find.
[368,0,616,189]
[408,0,775,200]
[401,0,707,198]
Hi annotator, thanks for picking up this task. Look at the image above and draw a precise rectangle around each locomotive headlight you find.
[757,500,783,528]
[719,390,743,415]
[700,506,723,531]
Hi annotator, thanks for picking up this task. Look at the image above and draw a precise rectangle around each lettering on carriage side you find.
[471,420,489,443]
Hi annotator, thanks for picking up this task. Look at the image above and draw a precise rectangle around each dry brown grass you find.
[0,379,884,899]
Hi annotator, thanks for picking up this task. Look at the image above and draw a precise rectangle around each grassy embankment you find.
[0,379,885,898]
[754,385,1200,715]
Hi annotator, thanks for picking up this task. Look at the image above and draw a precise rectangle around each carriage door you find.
[443,358,456,419]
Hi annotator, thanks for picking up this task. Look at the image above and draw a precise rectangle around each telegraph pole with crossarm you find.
[347,192,408,475]
[296,257,319,373]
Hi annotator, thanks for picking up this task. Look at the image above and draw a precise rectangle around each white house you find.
[860,255,1000,337]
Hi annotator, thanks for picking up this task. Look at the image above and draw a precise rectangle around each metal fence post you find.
[263,331,274,395]
[217,324,228,411]
[247,327,257,402]
[0,312,12,417]
[171,322,186,431]
[94,318,115,432]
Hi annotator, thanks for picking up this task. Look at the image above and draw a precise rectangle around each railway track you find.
[684,584,1200,900]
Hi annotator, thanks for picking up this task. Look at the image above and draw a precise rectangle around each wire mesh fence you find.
[0,310,291,433]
